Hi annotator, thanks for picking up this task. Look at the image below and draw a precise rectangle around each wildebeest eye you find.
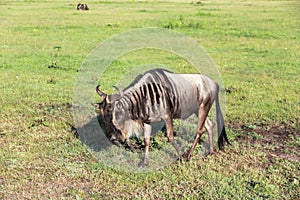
[93,103,101,109]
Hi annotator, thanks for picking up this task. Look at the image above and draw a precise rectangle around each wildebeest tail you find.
[215,87,230,150]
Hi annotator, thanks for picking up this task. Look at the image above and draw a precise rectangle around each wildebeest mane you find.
[123,69,174,91]
[120,69,179,122]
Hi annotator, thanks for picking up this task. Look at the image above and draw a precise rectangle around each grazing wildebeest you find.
[77,3,89,10]
[95,68,229,167]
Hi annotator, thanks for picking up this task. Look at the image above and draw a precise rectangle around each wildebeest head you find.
[111,97,143,142]
[94,85,122,144]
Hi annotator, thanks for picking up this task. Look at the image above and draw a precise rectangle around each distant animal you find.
[77,3,89,10]
[95,68,230,167]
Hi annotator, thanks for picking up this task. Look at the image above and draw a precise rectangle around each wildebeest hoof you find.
[138,161,148,168]
[181,153,192,162]
[178,153,191,162]
[177,156,183,163]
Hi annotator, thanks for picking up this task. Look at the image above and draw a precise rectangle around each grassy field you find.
[1,0,299,199]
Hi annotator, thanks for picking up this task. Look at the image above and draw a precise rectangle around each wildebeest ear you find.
[93,103,101,109]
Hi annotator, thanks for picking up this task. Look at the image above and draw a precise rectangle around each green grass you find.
[1,0,299,199]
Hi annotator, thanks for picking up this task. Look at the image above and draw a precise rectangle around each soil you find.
[229,123,300,162]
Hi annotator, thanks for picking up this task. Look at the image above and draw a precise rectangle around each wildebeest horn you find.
[113,85,124,96]
[96,85,107,98]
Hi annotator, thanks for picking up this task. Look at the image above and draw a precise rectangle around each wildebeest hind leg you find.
[186,104,210,161]
[205,118,215,154]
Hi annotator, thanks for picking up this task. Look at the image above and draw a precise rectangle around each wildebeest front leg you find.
[138,123,152,168]
[165,117,183,159]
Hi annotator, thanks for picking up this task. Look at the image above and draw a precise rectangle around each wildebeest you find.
[77,3,89,10]
[95,68,229,167]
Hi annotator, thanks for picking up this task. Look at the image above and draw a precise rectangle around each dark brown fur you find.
[77,3,89,10]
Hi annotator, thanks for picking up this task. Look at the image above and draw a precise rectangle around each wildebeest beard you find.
[113,118,143,142]
[96,111,122,145]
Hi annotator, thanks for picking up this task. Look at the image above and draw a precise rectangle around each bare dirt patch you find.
[229,123,300,162]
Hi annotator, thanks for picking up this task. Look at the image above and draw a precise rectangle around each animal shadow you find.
[71,116,113,152]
